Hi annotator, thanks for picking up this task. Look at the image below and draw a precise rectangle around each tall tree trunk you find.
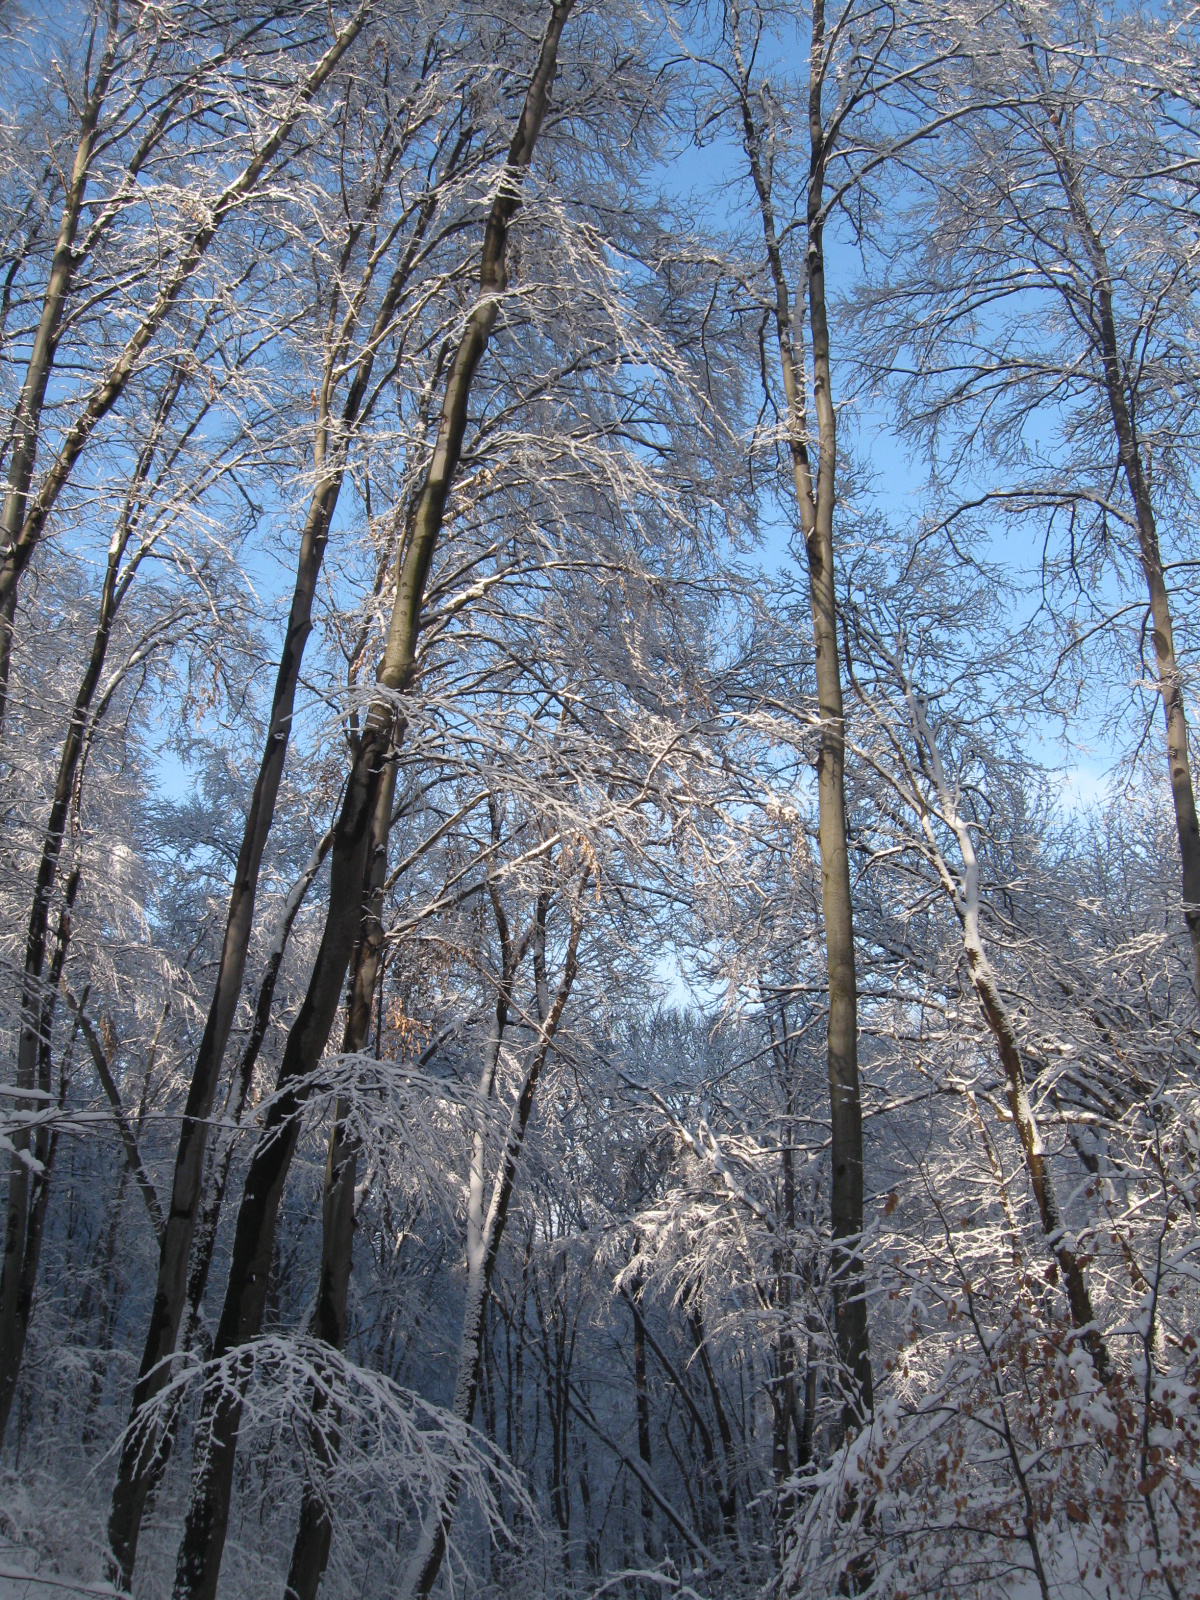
[169,15,572,1596]
[0,876,79,1442]
[735,0,871,1434]
[107,408,350,1591]
[284,768,394,1600]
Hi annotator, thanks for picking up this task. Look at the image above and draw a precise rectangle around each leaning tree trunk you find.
[107,377,356,1591]
[0,360,192,1440]
[0,9,367,731]
[0,0,126,1388]
[170,13,573,1597]
[737,0,871,1436]
[284,766,395,1600]
[112,833,332,1549]
[901,681,1111,1379]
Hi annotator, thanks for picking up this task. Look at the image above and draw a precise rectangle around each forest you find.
[0,0,1196,1596]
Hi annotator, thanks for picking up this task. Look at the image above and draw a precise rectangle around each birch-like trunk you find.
[902,682,1110,1378]
[169,15,572,1596]
[736,0,871,1434]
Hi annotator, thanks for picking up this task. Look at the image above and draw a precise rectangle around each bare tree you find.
[848,0,1200,1002]
[168,12,575,1594]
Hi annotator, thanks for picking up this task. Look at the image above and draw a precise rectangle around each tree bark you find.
[1047,121,1200,1005]
[735,0,871,1435]
[0,877,79,1444]
[284,768,394,1600]
[169,12,571,1595]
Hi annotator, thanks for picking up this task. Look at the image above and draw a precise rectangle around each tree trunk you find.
[284,767,395,1600]
[902,682,1110,1379]
[0,879,79,1443]
[686,1299,738,1540]
[0,9,368,727]
[968,954,1109,1376]
[0,0,121,725]
[1050,126,1200,1005]
[170,13,571,1595]
[1097,298,1200,1002]
[1,354,192,1445]
[188,827,335,1345]
[107,417,351,1591]
[736,0,871,1435]
[629,1287,735,1546]
[630,1277,660,1565]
